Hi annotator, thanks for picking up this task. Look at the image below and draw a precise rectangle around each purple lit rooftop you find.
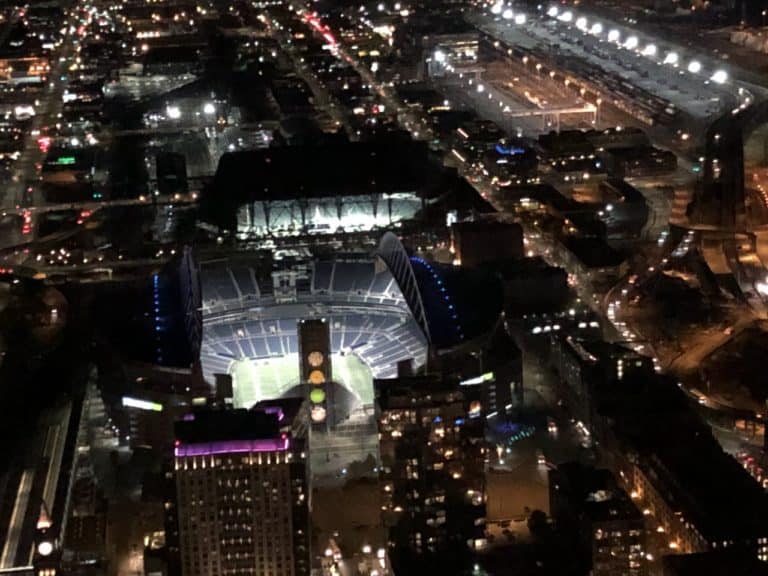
[175,436,290,457]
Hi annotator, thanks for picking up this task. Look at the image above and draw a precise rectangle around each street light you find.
[687,60,702,74]
[643,44,657,57]
[166,105,181,119]
[710,69,728,84]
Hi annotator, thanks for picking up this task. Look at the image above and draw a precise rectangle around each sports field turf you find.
[231,352,374,408]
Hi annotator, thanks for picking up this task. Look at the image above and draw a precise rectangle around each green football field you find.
[231,353,374,409]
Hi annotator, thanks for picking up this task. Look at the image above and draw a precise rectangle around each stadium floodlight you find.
[203,102,216,115]
[477,83,485,93]
[514,13,526,24]
[434,49,446,63]
[624,35,638,49]
[491,1,503,15]
[590,22,603,35]
[166,105,181,119]
[643,43,657,56]
[664,51,679,65]
[575,17,587,30]
[502,8,514,20]
[711,69,728,84]
[607,29,620,43]
[547,6,558,17]
[687,60,702,74]
[557,10,573,22]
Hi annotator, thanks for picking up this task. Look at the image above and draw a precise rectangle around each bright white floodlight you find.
[166,105,181,119]
[643,44,657,56]
[624,36,638,49]
[664,51,678,65]
[608,29,620,42]
[688,60,702,74]
[590,22,603,35]
[711,69,728,84]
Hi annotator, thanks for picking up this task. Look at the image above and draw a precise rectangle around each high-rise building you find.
[375,374,486,574]
[173,401,310,576]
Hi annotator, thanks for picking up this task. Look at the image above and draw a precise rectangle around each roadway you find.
[3,4,82,211]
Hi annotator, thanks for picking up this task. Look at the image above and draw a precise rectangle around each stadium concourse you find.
[200,254,429,409]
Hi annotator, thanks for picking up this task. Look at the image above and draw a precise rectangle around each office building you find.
[174,401,310,576]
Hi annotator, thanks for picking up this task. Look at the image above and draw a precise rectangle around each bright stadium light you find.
[514,13,526,24]
[491,1,503,15]
[590,22,603,35]
[547,6,558,17]
[477,83,485,93]
[502,8,514,19]
[166,105,181,119]
[711,69,728,84]
[608,29,620,42]
[624,35,638,49]
[434,49,446,63]
[664,51,679,65]
[643,43,657,56]
[575,16,587,30]
[558,10,573,22]
[203,102,216,115]
[688,60,702,74]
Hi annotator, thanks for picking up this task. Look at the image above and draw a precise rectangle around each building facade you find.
[375,375,486,574]
[174,403,310,576]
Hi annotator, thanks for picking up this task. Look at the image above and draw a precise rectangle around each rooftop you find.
[550,461,642,524]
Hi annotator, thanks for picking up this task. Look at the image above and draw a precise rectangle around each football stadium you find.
[200,239,430,411]
[199,233,504,415]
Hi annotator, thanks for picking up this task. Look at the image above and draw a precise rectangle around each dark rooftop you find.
[550,462,642,524]
[662,551,768,576]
